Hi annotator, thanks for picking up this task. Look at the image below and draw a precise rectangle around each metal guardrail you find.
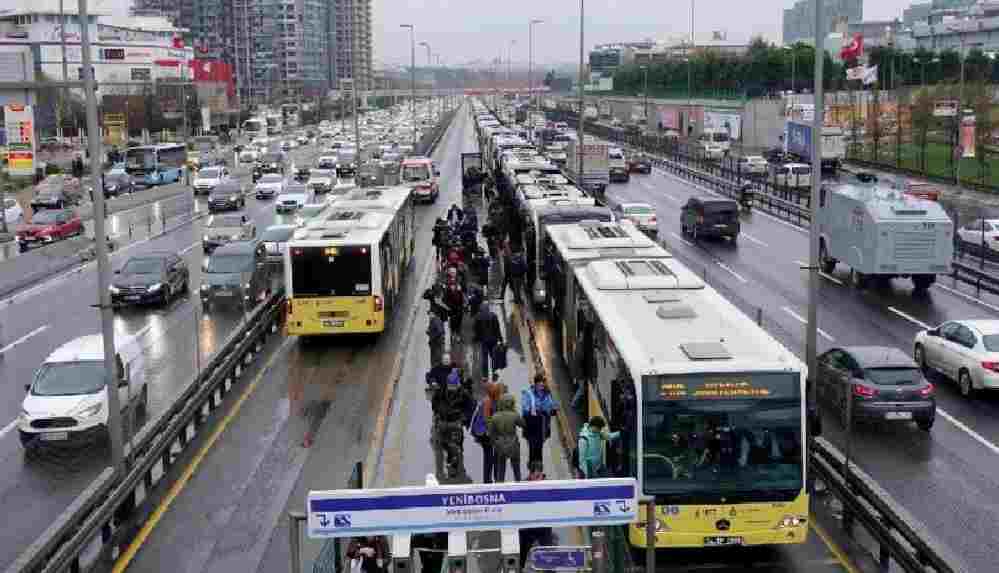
[809,437,968,573]
[6,289,286,573]
[951,260,999,297]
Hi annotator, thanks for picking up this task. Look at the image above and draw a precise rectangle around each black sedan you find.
[110,252,190,307]
[102,172,135,198]
[816,346,935,431]
[208,180,246,212]
[628,156,652,174]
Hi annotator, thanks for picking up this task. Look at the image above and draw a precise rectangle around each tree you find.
[911,87,933,172]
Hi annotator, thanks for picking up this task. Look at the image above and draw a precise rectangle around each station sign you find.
[528,547,589,571]
[307,478,637,539]
[4,104,35,176]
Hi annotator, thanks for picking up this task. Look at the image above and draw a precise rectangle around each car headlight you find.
[76,402,104,418]
[203,235,210,242]
[232,233,242,239]
[106,185,118,191]
[243,283,251,290]
[109,285,120,294]
[148,283,163,291]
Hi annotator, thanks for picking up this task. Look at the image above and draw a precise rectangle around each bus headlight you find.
[776,515,807,528]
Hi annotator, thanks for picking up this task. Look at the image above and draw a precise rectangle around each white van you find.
[19,334,147,449]
[771,162,812,189]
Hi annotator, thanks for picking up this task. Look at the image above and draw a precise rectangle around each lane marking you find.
[937,408,999,457]
[716,262,748,284]
[811,518,861,573]
[669,231,693,247]
[740,232,768,247]
[179,241,200,255]
[794,260,844,285]
[0,419,18,440]
[781,306,835,341]
[111,336,294,573]
[886,306,933,330]
[932,282,999,315]
[0,325,50,355]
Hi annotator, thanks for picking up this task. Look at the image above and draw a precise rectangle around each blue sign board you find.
[529,547,588,571]
[307,478,638,539]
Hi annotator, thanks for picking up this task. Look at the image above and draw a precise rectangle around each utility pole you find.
[400,24,415,149]
[420,42,432,127]
[530,19,543,121]
[59,0,69,141]
[642,65,649,126]
[351,0,360,165]
[79,0,123,473]
[577,0,585,181]
[806,0,824,438]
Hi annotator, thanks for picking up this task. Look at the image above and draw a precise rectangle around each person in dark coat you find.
[473,304,503,379]
[444,281,465,342]
[427,309,445,367]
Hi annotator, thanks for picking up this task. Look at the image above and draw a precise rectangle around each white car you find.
[914,319,999,397]
[19,334,147,449]
[316,155,338,171]
[307,169,335,194]
[297,134,310,145]
[956,218,999,252]
[192,166,228,195]
[3,197,23,224]
[701,142,726,161]
[254,173,286,199]
[275,186,316,213]
[611,202,658,236]
[735,155,769,176]
[239,149,260,163]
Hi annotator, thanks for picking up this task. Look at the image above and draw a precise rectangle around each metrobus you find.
[243,117,266,138]
[548,223,809,549]
[284,186,415,336]
[124,144,187,186]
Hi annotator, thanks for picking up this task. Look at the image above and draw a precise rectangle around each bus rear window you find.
[291,246,372,297]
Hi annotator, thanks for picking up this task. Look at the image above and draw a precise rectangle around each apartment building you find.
[334,0,372,91]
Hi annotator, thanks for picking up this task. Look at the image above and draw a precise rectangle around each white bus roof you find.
[575,258,802,377]
[291,186,410,245]
[546,221,670,263]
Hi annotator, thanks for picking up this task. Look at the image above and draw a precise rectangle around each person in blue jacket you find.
[577,416,620,479]
[521,374,558,472]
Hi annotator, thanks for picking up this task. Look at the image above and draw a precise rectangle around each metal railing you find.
[809,437,968,573]
[6,289,286,573]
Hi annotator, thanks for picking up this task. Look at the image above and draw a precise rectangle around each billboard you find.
[657,106,678,130]
[704,110,742,140]
[4,104,35,176]
[961,114,976,158]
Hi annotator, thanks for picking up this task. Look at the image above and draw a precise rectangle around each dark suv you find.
[111,252,190,307]
[200,241,270,311]
[208,180,246,212]
[680,197,740,243]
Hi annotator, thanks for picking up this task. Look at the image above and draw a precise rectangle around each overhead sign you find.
[4,104,35,176]
[528,547,589,571]
[934,100,958,118]
[307,478,637,539]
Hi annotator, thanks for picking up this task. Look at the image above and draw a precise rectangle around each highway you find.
[0,139,323,570]
[597,164,999,571]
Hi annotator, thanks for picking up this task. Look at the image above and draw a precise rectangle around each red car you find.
[16,209,83,247]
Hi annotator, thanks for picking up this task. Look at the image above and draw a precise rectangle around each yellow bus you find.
[284,186,415,336]
[547,221,809,550]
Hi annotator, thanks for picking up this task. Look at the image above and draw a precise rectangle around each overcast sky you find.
[101,0,914,67]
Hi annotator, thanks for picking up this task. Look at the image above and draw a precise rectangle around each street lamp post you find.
[419,41,432,127]
[577,0,585,181]
[400,24,416,148]
[529,19,543,121]
[508,40,515,83]
[641,65,649,126]
[784,45,796,93]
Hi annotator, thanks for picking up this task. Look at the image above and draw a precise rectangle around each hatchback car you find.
[611,202,658,236]
[110,252,190,307]
[208,180,246,212]
[817,346,935,431]
[193,166,228,196]
[914,319,999,397]
[680,197,740,243]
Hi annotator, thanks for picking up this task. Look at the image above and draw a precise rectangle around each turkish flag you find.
[192,59,213,81]
[840,34,863,61]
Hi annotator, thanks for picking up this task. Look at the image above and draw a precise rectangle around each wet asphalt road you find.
[601,164,999,571]
[0,141,325,570]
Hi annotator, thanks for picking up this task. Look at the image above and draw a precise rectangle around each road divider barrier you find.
[6,289,285,573]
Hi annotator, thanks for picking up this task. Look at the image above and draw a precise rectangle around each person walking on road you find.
[427,309,445,367]
[488,392,524,482]
[521,374,558,473]
[577,416,620,479]
[473,303,503,379]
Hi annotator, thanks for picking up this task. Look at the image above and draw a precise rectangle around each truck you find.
[784,120,845,173]
[564,139,610,197]
[816,182,954,293]
[608,146,629,182]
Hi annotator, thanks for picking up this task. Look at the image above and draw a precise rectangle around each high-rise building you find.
[188,0,332,104]
[131,0,195,32]
[335,0,372,91]
[782,0,862,45]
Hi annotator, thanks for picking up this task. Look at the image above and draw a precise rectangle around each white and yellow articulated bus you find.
[546,221,810,550]
[284,186,415,336]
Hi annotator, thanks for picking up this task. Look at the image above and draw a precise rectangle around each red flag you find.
[840,34,863,61]
[172,36,184,49]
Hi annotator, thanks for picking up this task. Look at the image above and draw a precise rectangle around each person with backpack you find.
[508,249,528,305]
[487,392,524,482]
[470,381,503,483]
[473,303,503,379]
[426,308,445,367]
[521,374,558,473]
[576,416,620,479]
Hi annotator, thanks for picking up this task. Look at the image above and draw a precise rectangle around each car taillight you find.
[981,361,999,373]
[697,216,704,224]
[649,216,657,223]
[852,383,877,398]
[374,295,383,312]
[919,383,934,397]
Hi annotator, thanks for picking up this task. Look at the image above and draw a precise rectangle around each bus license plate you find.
[322,319,346,328]
[704,537,743,547]
[41,432,69,441]
[885,412,912,420]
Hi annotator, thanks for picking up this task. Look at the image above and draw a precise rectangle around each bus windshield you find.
[291,246,372,297]
[711,132,730,143]
[401,164,430,182]
[640,372,802,503]
[125,148,155,172]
